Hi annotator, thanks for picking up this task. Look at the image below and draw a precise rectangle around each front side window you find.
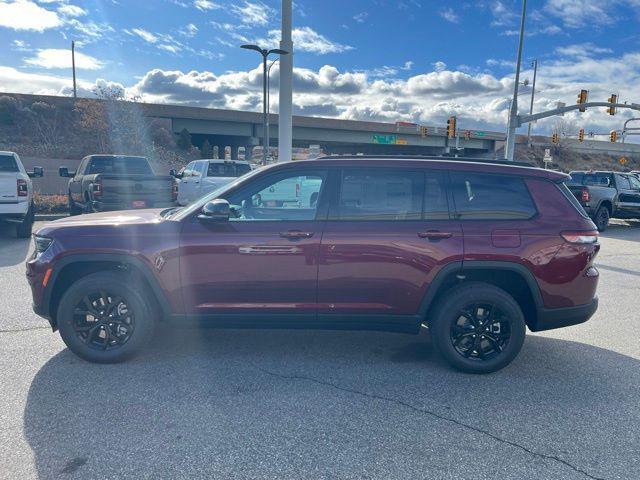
[336,169,424,220]
[450,172,536,220]
[227,170,326,221]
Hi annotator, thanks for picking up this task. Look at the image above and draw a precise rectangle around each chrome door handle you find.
[418,231,453,240]
[279,231,314,239]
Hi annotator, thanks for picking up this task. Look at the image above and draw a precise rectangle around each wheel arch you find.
[419,261,543,330]
[46,254,171,329]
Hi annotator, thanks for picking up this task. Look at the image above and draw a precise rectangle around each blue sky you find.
[1,0,640,136]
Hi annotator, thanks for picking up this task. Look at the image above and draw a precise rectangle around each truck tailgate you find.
[0,172,18,203]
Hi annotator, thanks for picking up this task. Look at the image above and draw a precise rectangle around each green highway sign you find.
[373,134,397,144]
[475,131,486,137]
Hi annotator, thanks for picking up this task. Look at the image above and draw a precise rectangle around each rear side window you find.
[207,163,251,177]
[557,182,589,218]
[0,154,18,172]
[337,169,423,220]
[450,172,536,220]
[616,174,631,190]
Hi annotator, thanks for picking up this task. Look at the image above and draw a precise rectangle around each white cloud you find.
[231,1,274,26]
[440,7,459,23]
[58,4,87,17]
[433,61,447,72]
[12,39,30,51]
[130,28,159,44]
[194,0,220,11]
[291,27,353,54]
[0,0,62,31]
[180,23,198,37]
[556,43,613,58]
[24,48,104,70]
[353,12,368,23]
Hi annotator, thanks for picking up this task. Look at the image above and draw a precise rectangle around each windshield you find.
[0,154,18,172]
[173,166,264,220]
[207,163,251,177]
[87,156,153,175]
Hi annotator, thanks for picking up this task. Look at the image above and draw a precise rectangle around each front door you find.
[179,167,328,321]
[317,168,463,326]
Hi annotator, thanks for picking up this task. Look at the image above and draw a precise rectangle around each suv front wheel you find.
[430,282,526,374]
[57,271,156,363]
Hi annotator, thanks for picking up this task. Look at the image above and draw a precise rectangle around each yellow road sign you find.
[619,157,627,165]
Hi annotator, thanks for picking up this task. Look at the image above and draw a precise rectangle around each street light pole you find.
[266,58,279,162]
[71,41,77,99]
[526,58,537,146]
[504,0,527,161]
[240,45,289,166]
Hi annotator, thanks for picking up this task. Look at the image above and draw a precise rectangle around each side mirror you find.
[28,166,44,178]
[59,166,75,177]
[170,169,183,179]
[198,199,230,222]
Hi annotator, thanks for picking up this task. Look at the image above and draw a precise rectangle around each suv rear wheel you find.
[430,282,526,374]
[57,271,156,363]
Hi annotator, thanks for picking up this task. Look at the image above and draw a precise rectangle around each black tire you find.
[429,282,526,374]
[68,192,82,216]
[593,206,610,232]
[83,194,93,214]
[16,204,34,238]
[57,271,156,363]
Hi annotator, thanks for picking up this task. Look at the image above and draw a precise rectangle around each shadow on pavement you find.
[0,224,31,267]
[24,328,639,479]
[600,220,640,241]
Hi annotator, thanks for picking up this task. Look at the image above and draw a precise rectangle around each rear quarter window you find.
[450,172,536,220]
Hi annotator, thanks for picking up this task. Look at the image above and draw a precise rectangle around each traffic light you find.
[446,116,457,139]
[610,130,618,143]
[552,133,559,144]
[577,89,588,112]
[464,130,471,140]
[420,126,428,137]
[578,128,585,142]
[607,94,617,115]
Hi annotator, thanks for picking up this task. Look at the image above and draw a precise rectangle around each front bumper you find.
[530,297,598,332]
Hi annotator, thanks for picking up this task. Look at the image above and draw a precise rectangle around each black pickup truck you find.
[59,155,177,215]
[567,170,640,231]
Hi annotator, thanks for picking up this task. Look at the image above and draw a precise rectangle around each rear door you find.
[317,167,463,327]
[0,153,19,204]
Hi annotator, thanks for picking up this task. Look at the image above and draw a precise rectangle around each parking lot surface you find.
[1,221,639,480]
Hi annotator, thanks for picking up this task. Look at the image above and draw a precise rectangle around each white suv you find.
[0,151,43,237]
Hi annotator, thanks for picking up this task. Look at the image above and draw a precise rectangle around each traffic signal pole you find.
[504,0,527,161]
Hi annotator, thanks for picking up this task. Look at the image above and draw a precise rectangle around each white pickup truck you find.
[0,151,43,237]
[175,159,252,205]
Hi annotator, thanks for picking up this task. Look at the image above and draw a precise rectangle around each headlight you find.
[34,235,53,257]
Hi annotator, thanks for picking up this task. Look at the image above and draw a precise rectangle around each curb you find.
[35,214,68,221]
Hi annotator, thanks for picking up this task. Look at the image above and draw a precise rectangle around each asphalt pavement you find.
[1,221,639,480]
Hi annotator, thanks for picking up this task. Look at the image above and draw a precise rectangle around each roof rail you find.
[315,154,534,168]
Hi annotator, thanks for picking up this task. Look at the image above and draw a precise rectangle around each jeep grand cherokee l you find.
[26,157,600,373]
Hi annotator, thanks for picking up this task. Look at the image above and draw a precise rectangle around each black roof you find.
[316,154,534,168]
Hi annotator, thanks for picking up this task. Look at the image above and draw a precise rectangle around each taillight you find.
[172,182,178,201]
[17,179,28,197]
[561,231,599,244]
[581,188,590,202]
[92,180,102,197]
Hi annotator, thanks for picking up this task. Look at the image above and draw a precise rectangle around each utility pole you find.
[71,41,77,99]
[266,58,279,162]
[526,59,537,145]
[278,0,293,162]
[504,0,527,161]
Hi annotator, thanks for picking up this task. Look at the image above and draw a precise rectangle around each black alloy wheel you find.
[72,291,135,351]
[450,303,511,361]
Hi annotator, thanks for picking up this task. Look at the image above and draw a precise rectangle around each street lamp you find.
[241,44,289,165]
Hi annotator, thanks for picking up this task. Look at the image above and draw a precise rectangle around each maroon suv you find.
[26,157,600,373]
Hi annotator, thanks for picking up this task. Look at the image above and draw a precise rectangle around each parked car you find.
[567,170,640,231]
[174,159,252,205]
[0,151,43,237]
[27,156,600,373]
[59,155,177,214]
